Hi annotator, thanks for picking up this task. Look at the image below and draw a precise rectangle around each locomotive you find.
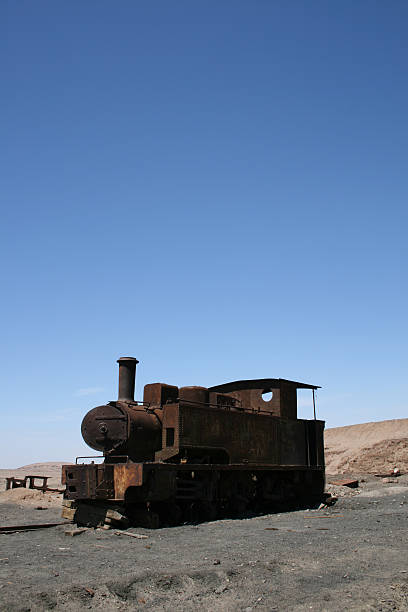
[62,357,325,526]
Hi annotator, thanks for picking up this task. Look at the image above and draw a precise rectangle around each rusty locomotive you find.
[63,357,325,526]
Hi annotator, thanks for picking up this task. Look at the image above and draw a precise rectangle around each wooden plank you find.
[114,531,148,539]
[0,522,68,533]
[330,479,359,488]
[65,528,88,537]
[61,508,76,521]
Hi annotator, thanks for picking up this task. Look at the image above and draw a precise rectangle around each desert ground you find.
[0,419,407,611]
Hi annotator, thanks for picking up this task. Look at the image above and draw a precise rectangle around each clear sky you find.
[2,1,407,467]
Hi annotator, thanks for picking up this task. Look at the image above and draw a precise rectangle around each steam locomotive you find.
[62,357,325,526]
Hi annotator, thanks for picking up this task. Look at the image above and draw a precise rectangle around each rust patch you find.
[113,463,144,499]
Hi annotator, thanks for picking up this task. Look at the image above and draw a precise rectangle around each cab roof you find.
[209,378,320,393]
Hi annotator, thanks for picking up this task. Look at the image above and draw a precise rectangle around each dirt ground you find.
[0,474,407,611]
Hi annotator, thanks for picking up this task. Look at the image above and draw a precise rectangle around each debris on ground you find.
[61,499,129,529]
[375,468,402,478]
[330,478,359,488]
[64,528,88,537]
[5,475,64,494]
[322,494,338,506]
[325,483,361,498]
[114,531,148,539]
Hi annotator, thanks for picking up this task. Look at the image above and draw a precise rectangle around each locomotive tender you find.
[63,357,325,525]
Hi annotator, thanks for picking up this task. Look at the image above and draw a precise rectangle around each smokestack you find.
[117,357,139,402]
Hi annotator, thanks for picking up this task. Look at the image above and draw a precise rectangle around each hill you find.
[324,418,408,474]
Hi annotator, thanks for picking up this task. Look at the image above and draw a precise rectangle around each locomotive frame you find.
[62,357,325,526]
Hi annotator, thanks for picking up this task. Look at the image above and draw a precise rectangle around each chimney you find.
[117,357,139,402]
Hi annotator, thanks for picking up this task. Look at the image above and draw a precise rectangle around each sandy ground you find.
[324,419,408,474]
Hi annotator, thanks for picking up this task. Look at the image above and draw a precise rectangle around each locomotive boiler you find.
[62,357,325,526]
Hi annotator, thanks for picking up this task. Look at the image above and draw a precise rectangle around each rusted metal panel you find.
[178,405,281,464]
[222,388,281,416]
[208,391,240,410]
[64,464,111,500]
[143,383,178,406]
[161,403,180,448]
[280,420,306,465]
[315,420,325,468]
[113,463,144,499]
[279,380,297,419]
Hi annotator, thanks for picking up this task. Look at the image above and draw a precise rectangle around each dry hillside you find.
[324,418,408,474]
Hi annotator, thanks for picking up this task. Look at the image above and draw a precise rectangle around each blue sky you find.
[2,1,407,467]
